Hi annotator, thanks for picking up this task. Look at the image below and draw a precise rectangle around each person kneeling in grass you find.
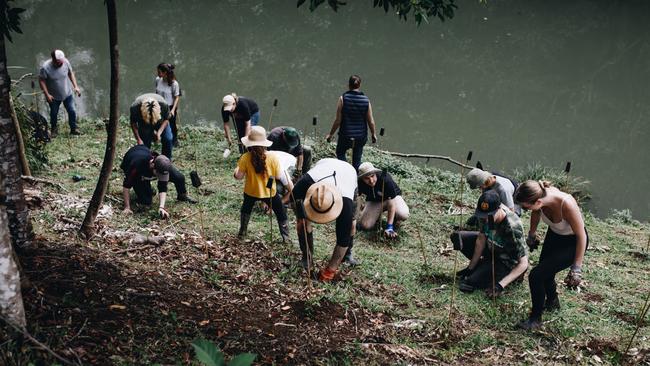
[121,145,196,218]
[356,162,409,238]
[451,190,529,298]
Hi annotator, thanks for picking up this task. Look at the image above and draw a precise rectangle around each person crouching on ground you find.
[129,93,174,159]
[234,126,292,243]
[267,126,312,176]
[356,162,409,238]
[121,145,196,218]
[466,168,520,215]
[292,158,358,279]
[514,180,588,330]
[450,190,529,298]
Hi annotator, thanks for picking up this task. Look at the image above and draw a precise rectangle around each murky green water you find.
[7,0,650,219]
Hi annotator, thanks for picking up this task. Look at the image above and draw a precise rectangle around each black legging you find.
[240,193,287,222]
[528,228,588,319]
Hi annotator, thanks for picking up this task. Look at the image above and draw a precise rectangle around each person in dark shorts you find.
[450,191,529,298]
[120,145,196,218]
[292,158,359,280]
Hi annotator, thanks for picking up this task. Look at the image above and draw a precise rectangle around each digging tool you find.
[267,177,275,243]
[296,199,312,288]
[489,214,497,303]
[228,113,243,155]
[267,98,278,130]
[624,290,650,358]
[448,151,472,329]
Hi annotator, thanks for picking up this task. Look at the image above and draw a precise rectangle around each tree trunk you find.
[0,177,26,328]
[0,29,32,249]
[80,0,119,238]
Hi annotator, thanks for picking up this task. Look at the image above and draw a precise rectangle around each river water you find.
[7,0,650,219]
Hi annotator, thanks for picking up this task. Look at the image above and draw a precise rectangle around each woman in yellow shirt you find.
[234,126,293,242]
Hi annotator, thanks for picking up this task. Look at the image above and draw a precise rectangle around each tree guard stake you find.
[267,176,274,243]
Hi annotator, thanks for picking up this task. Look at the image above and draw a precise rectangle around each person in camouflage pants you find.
[450,191,529,297]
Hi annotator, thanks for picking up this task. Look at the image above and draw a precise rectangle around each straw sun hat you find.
[303,181,343,224]
[241,126,273,148]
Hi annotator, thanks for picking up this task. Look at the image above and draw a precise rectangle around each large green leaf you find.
[228,353,257,366]
[191,339,225,366]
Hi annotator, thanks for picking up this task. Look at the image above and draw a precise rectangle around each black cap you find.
[475,190,501,218]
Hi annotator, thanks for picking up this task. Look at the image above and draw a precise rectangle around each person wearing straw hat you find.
[222,93,260,154]
[291,158,358,280]
[451,190,529,297]
[234,126,292,242]
[357,162,409,238]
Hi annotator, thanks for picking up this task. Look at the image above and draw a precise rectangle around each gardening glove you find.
[564,265,582,289]
[485,283,504,298]
[158,207,170,219]
[456,266,474,278]
[526,233,540,251]
[384,224,397,239]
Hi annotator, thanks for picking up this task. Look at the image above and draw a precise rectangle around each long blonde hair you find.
[140,98,161,125]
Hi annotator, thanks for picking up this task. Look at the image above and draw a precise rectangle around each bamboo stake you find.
[266,177,274,244]
[415,221,429,268]
[448,151,472,329]
[489,215,497,304]
[623,290,650,358]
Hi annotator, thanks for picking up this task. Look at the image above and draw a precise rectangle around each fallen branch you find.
[21,175,66,191]
[384,151,473,170]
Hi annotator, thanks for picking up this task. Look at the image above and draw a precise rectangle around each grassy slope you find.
[12,119,650,365]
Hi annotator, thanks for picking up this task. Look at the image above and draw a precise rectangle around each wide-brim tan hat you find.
[304,181,343,224]
[357,162,382,178]
[241,126,273,148]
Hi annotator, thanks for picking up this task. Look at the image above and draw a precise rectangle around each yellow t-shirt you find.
[237,152,281,198]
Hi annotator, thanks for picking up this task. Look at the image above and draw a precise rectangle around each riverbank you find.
[3,120,649,365]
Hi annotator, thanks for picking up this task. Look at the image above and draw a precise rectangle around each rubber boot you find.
[177,192,198,204]
[278,220,290,243]
[238,213,250,238]
[343,245,359,266]
[298,231,314,270]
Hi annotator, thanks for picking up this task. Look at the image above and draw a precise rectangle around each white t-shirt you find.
[155,77,180,107]
[307,158,357,200]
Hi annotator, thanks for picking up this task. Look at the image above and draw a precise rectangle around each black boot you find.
[343,246,359,266]
[278,220,290,243]
[544,295,561,312]
[238,213,250,238]
[177,192,198,204]
[298,231,314,270]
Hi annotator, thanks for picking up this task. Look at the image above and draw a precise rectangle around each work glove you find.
[456,266,474,278]
[485,283,504,298]
[564,265,582,289]
[526,233,540,252]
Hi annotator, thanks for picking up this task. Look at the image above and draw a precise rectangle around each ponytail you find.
[514,179,551,205]
[249,146,267,175]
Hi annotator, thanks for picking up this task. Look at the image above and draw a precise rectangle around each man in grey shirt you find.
[39,49,81,136]
[466,168,521,216]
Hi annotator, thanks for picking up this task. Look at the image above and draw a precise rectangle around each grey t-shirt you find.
[39,59,73,101]
[492,175,515,210]
[155,77,180,106]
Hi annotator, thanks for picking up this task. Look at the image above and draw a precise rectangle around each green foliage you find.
[12,93,49,172]
[513,162,591,204]
[0,0,25,42]
[191,339,256,366]
[297,0,458,24]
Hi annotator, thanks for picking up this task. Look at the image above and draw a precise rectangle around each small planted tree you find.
[192,339,256,366]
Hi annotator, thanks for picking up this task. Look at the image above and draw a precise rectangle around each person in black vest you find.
[326,75,377,171]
